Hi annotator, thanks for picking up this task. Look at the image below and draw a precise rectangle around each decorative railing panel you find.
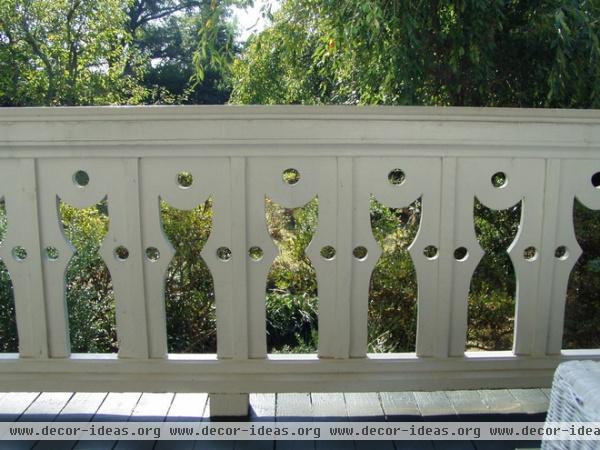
[0,106,598,406]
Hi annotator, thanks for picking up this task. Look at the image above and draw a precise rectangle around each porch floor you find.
[0,389,550,449]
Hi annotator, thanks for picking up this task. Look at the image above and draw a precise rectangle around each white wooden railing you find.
[0,106,599,415]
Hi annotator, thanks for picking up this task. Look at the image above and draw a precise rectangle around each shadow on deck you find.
[0,389,549,450]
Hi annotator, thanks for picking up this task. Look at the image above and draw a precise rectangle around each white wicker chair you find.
[542,360,600,450]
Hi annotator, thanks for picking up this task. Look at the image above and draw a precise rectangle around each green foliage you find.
[563,200,600,349]
[0,0,244,105]
[131,0,240,104]
[231,0,600,107]
[0,259,15,353]
[368,198,420,353]
[266,197,318,296]
[467,200,521,351]
[0,0,147,106]
[60,200,117,353]
[264,196,319,353]
[160,199,217,353]
[0,199,17,352]
[192,0,237,84]
[266,292,318,352]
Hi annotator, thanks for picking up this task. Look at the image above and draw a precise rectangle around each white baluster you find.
[246,158,340,358]
[304,159,339,358]
[533,159,562,356]
[246,160,279,359]
[354,158,442,357]
[436,157,458,357]
[98,159,148,359]
[140,158,233,358]
[450,158,545,356]
[0,159,47,358]
[38,159,149,358]
[229,157,248,360]
[547,160,600,354]
[350,176,381,358]
[335,157,353,359]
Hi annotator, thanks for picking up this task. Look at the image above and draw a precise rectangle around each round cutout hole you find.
[146,247,160,261]
[491,171,507,188]
[177,171,193,188]
[320,245,336,260]
[12,246,27,261]
[73,170,89,187]
[423,245,438,259]
[353,246,368,260]
[555,246,568,260]
[454,247,468,261]
[524,246,537,261]
[591,171,600,188]
[217,246,232,261]
[46,246,59,261]
[249,246,263,261]
[388,169,406,185]
[282,168,300,185]
[115,246,129,261]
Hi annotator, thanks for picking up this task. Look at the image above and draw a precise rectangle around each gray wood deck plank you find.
[250,393,276,420]
[311,393,347,420]
[343,393,385,419]
[34,393,107,450]
[276,394,314,450]
[234,394,276,450]
[164,393,208,421]
[478,390,523,414]
[379,392,421,418]
[541,389,552,400]
[344,393,393,450]
[311,393,354,450]
[7,392,73,450]
[379,392,435,450]
[413,392,456,417]
[54,393,108,422]
[113,392,174,450]
[415,393,478,450]
[0,392,40,421]
[508,389,548,415]
[155,393,208,450]
[446,391,490,416]
[89,392,143,422]
[21,392,73,422]
[194,395,235,450]
[277,394,313,421]
[431,438,476,449]
[72,392,142,450]
[125,393,174,421]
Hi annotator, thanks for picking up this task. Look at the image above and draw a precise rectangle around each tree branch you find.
[18,8,56,103]
[136,1,204,28]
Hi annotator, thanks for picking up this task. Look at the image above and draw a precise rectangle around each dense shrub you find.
[61,200,116,353]
[161,199,216,353]
[467,200,521,351]
[563,201,600,349]
[0,199,17,352]
[367,198,420,353]
[266,292,318,353]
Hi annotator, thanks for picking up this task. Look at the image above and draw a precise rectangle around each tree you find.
[126,0,205,35]
[133,4,238,104]
[0,0,146,106]
[230,0,600,108]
